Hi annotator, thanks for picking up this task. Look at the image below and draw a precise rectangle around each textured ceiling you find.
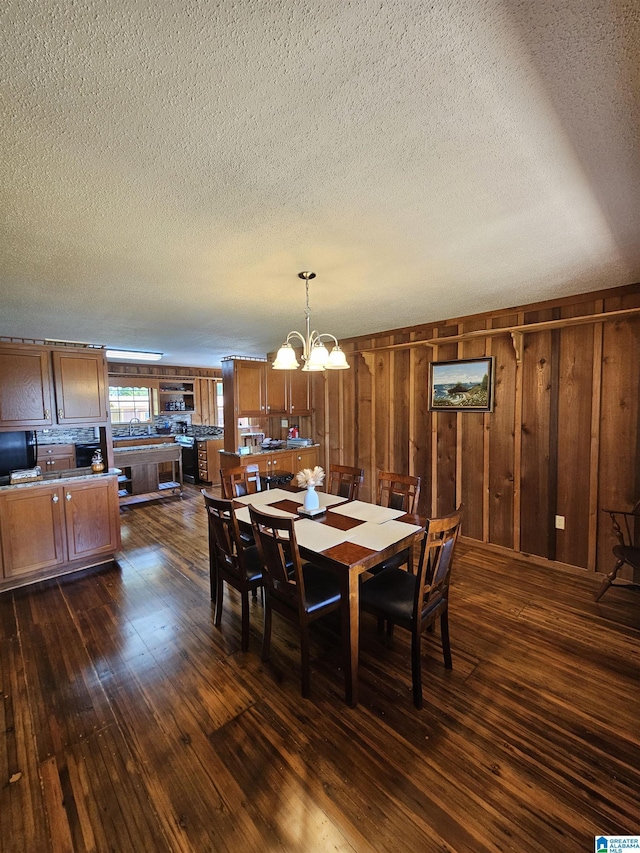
[1,0,639,367]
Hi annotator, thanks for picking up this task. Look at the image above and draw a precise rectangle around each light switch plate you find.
[555,515,565,530]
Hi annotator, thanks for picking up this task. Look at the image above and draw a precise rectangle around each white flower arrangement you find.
[295,466,325,488]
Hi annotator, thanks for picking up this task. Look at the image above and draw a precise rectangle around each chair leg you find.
[300,626,311,699]
[594,558,625,601]
[209,560,217,602]
[377,615,385,634]
[241,592,250,652]
[214,575,224,628]
[261,600,272,662]
[440,609,452,670]
[411,629,423,710]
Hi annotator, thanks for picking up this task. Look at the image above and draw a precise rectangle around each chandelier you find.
[272,271,350,371]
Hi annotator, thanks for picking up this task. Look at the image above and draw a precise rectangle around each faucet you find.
[129,417,141,436]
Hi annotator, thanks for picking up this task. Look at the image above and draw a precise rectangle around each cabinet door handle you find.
[65,492,72,501]
[58,409,64,419]
[44,409,50,419]
[52,494,59,503]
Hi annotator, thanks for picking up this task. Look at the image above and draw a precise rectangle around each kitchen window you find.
[109,385,154,424]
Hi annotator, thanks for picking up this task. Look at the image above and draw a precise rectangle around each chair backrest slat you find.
[202,492,245,579]
[377,471,421,514]
[328,464,364,501]
[220,464,262,500]
[250,506,306,607]
[415,508,463,617]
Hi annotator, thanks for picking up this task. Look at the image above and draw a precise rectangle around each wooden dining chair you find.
[359,507,463,709]
[249,505,342,698]
[595,500,640,601]
[328,464,364,500]
[369,471,422,574]
[202,491,264,652]
[219,464,262,499]
[377,471,421,513]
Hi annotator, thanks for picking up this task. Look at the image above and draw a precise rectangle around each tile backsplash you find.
[36,414,223,445]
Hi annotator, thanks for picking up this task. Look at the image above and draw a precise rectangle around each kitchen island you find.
[113,442,183,506]
[0,468,121,592]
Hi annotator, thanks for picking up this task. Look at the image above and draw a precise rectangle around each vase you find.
[304,485,320,511]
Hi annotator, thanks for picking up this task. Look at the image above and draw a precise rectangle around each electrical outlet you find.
[555,515,565,530]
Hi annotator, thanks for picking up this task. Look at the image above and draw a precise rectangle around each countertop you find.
[0,468,119,492]
[220,444,319,457]
[113,442,179,453]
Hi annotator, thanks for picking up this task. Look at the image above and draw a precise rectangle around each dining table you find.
[231,486,426,707]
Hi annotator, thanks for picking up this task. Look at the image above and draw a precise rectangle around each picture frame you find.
[428,356,495,412]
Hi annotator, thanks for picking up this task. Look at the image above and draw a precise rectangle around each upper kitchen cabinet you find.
[288,369,311,415]
[265,368,287,415]
[265,367,310,416]
[223,358,267,417]
[52,349,108,424]
[0,345,54,427]
[0,343,108,429]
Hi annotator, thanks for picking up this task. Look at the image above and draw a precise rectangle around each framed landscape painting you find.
[428,357,495,412]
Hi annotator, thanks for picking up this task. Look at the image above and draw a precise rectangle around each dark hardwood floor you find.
[1,485,639,852]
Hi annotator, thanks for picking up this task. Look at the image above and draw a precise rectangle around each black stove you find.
[174,435,196,483]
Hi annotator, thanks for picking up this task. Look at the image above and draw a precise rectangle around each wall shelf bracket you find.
[511,331,524,365]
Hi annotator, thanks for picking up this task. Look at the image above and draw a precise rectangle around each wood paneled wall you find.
[310,284,640,576]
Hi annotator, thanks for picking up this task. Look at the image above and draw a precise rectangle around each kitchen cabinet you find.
[250,450,295,477]
[220,446,318,480]
[0,476,120,586]
[196,438,224,485]
[51,349,108,424]
[0,343,108,428]
[37,443,77,473]
[265,370,287,415]
[222,359,267,418]
[291,446,318,472]
[265,369,311,416]
[288,370,311,415]
[236,360,266,416]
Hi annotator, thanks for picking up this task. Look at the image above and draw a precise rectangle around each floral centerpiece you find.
[296,466,325,511]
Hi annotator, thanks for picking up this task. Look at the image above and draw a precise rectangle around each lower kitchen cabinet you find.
[197,438,224,485]
[0,476,121,588]
[291,447,318,472]
[219,446,318,481]
[37,443,77,473]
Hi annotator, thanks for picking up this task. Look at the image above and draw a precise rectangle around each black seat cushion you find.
[360,568,417,622]
[301,564,341,613]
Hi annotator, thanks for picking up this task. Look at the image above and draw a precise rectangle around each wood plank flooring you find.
[1,484,639,852]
